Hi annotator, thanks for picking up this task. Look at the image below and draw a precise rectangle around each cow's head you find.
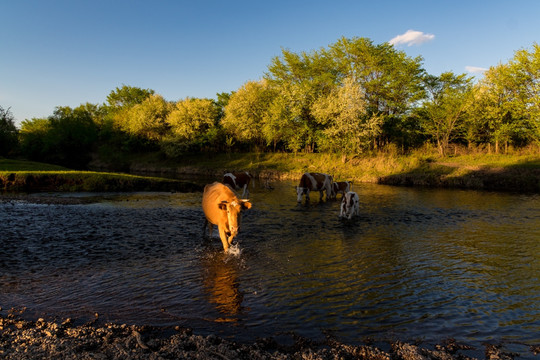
[218,199,252,236]
[295,186,308,202]
[340,192,358,219]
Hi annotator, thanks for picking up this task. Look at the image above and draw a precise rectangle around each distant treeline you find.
[1,37,539,168]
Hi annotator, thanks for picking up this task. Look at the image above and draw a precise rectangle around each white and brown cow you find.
[296,172,334,202]
[339,191,360,220]
[202,182,252,252]
[223,171,253,198]
[332,181,352,199]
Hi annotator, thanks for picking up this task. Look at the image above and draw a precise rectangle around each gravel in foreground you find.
[1,308,539,359]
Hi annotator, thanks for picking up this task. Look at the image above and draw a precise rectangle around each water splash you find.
[227,243,242,257]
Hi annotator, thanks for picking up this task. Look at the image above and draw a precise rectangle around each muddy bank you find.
[2,308,536,360]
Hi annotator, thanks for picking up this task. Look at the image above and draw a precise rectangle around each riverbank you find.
[2,308,535,360]
[2,152,540,193]
[115,152,540,193]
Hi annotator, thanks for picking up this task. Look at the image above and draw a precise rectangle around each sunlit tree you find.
[419,72,473,156]
[312,76,382,154]
[123,94,171,140]
[265,48,337,152]
[222,80,276,149]
[167,97,218,141]
[106,84,155,109]
[506,43,540,145]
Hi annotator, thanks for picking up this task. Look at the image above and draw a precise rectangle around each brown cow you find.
[296,172,334,202]
[223,171,253,197]
[202,182,252,252]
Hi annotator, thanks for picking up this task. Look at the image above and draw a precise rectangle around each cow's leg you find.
[227,233,236,247]
[305,190,310,201]
[319,190,324,201]
[242,184,249,198]
[218,227,230,252]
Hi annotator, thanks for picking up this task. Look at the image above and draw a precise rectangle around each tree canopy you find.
[6,38,540,167]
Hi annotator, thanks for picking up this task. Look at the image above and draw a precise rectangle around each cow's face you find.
[341,192,358,219]
[296,186,308,202]
[341,194,352,217]
[219,199,252,236]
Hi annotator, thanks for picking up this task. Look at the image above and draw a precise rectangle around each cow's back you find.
[222,173,236,189]
[299,172,330,190]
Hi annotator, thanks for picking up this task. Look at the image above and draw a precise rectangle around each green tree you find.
[222,80,276,150]
[420,72,473,156]
[330,37,426,149]
[475,64,521,153]
[265,48,337,152]
[19,118,51,161]
[265,37,425,152]
[123,94,171,140]
[0,106,19,156]
[19,106,98,168]
[105,85,156,140]
[106,84,155,109]
[330,37,425,115]
[312,76,382,154]
[167,97,218,141]
[506,43,540,145]
[215,92,232,121]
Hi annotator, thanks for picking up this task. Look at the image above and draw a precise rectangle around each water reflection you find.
[201,251,245,322]
[1,183,539,350]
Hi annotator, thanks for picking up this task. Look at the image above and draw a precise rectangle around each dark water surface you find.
[1,181,539,351]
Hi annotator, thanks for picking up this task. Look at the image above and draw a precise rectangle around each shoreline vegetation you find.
[1,152,540,195]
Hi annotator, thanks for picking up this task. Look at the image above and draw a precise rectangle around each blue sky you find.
[1,0,539,126]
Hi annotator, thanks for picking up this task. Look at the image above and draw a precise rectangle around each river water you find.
[1,180,539,352]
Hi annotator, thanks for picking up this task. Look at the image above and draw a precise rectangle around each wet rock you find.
[0,309,537,360]
[485,343,517,360]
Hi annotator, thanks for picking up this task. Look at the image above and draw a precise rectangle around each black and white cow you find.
[296,172,334,202]
[223,171,253,198]
[339,191,360,219]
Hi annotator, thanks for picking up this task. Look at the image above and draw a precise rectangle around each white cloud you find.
[465,66,488,74]
[389,30,435,46]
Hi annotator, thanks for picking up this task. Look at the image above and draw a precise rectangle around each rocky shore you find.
[1,308,538,360]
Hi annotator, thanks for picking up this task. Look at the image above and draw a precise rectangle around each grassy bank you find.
[118,151,540,193]
[0,158,202,193]
[3,151,540,193]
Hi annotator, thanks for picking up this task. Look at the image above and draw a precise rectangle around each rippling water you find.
[1,181,539,351]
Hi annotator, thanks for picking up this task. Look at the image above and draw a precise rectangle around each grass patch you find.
[0,158,202,193]
[0,158,69,171]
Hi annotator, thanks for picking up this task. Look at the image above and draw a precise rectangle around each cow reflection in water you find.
[202,253,244,321]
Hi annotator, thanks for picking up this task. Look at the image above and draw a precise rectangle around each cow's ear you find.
[218,201,228,210]
[241,201,252,210]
